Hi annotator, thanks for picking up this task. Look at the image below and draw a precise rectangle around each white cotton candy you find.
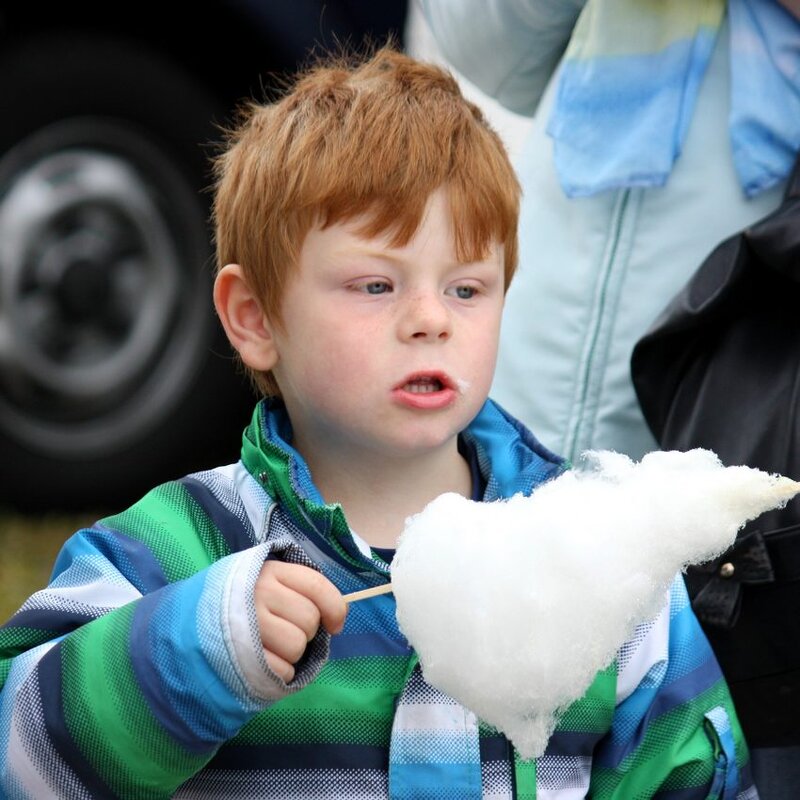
[391,448,800,760]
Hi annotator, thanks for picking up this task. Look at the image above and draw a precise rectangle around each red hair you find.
[214,47,520,395]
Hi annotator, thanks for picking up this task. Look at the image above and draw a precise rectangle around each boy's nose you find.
[398,292,452,342]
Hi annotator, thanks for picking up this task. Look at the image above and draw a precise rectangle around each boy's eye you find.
[448,285,477,300]
[357,280,392,295]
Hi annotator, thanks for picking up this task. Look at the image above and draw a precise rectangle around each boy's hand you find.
[254,561,347,682]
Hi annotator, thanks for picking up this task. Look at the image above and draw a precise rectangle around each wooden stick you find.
[343,583,394,603]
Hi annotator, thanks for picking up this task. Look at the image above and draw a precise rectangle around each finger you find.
[271,563,348,635]
[264,588,321,642]
[255,562,324,641]
[259,611,310,665]
[264,649,295,683]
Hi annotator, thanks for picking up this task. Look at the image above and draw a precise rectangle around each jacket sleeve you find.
[0,476,328,799]
[592,576,755,798]
[418,0,586,116]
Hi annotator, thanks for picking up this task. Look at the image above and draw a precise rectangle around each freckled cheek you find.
[468,356,498,400]
[329,316,384,353]
[307,324,381,384]
[462,320,502,385]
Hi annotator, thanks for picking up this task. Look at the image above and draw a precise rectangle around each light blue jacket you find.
[421,0,785,461]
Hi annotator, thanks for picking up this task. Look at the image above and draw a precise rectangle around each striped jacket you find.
[0,399,756,798]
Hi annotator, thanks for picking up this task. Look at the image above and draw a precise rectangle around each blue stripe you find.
[728,0,800,196]
[666,601,716,678]
[479,733,512,762]
[604,594,721,760]
[549,30,718,196]
[391,731,479,765]
[129,577,246,754]
[555,37,715,136]
[51,527,168,595]
[597,657,724,768]
[330,632,411,659]
[705,708,740,800]
[546,727,605,758]
[180,476,255,553]
[612,679,659,735]
[2,607,98,634]
[129,589,215,755]
[342,595,406,641]
[390,761,481,798]
[208,742,388,770]
[465,400,565,500]
[38,644,115,797]
[270,504,364,575]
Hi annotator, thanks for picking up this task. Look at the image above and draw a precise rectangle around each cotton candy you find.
[391,449,800,759]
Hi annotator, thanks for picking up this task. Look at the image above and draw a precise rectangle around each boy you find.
[0,49,755,798]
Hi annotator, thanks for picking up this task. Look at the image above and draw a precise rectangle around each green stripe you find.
[507,663,616,798]
[102,483,230,582]
[0,626,60,686]
[62,603,209,799]
[514,751,536,800]
[233,655,413,746]
[240,404,368,569]
[556,662,617,732]
[589,681,737,796]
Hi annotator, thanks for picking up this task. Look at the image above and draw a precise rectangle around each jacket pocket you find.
[702,706,740,800]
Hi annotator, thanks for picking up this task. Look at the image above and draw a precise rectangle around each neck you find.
[294,438,473,549]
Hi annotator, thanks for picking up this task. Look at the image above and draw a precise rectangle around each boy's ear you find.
[213,264,279,371]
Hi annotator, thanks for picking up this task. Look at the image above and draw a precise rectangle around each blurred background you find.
[0,0,411,617]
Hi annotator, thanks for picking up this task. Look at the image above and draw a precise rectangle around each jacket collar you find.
[240,397,567,566]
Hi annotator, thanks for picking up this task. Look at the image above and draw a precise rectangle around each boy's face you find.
[270,188,505,464]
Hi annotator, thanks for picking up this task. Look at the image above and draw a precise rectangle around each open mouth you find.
[393,372,457,409]
[402,376,445,394]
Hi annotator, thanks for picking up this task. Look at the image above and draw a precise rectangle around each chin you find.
[386,425,463,455]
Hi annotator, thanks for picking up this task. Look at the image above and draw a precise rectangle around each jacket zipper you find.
[564,188,636,459]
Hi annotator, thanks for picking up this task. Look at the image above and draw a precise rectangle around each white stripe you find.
[24,576,140,612]
[3,648,90,800]
[222,544,290,702]
[6,716,45,800]
[537,786,591,800]
[537,755,592,797]
[615,593,670,704]
[392,700,477,733]
[228,462,272,543]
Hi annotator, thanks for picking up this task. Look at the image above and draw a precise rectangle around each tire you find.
[0,34,255,511]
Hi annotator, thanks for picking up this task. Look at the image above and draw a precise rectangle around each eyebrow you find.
[328,242,410,266]
[336,243,502,267]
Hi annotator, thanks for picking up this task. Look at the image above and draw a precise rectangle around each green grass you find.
[0,513,98,622]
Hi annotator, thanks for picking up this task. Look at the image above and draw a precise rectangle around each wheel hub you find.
[0,118,210,456]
